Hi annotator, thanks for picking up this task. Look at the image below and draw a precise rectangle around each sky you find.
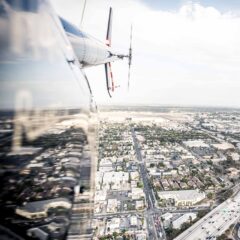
[51,0,240,108]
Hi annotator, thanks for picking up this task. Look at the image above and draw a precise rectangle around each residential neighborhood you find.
[93,108,240,240]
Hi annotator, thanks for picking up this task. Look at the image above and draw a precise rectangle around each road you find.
[131,128,166,240]
[232,222,240,240]
[91,206,210,220]
[174,190,240,240]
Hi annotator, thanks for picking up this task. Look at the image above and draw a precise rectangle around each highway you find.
[237,224,240,240]
[131,128,166,240]
[232,222,240,240]
[174,191,240,240]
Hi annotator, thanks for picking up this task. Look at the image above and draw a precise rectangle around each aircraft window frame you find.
[60,17,86,38]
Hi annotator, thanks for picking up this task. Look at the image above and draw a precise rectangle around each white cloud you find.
[51,0,240,107]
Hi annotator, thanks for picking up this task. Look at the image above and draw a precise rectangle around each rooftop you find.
[158,189,205,202]
[17,198,71,213]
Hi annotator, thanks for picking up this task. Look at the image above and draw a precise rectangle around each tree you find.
[181,222,190,231]
[150,163,155,168]
[207,192,213,199]
[158,162,165,168]
[197,210,209,219]
[216,233,228,240]
[113,232,118,239]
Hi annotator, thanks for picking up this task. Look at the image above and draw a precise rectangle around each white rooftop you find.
[158,189,205,202]
[183,140,208,148]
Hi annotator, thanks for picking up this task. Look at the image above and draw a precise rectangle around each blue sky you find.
[141,0,240,11]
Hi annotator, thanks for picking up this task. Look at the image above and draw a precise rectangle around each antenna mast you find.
[80,0,87,28]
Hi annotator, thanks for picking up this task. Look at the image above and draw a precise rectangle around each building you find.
[129,188,145,200]
[102,171,129,190]
[130,216,138,227]
[105,218,121,234]
[94,190,107,202]
[136,231,147,240]
[135,200,144,210]
[212,142,234,151]
[99,158,113,172]
[229,152,240,161]
[161,212,173,228]
[107,199,118,213]
[183,140,209,148]
[158,190,205,207]
[162,212,173,222]
[130,171,140,180]
[172,213,197,229]
[16,198,71,219]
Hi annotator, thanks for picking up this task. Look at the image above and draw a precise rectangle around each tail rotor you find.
[104,7,133,96]
[127,25,133,90]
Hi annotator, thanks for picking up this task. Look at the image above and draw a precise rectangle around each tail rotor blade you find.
[128,25,133,90]
[108,62,115,92]
[128,66,131,90]
[106,7,113,46]
[129,24,132,63]
[104,63,112,98]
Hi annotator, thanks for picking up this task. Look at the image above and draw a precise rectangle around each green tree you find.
[207,192,213,199]
[113,232,118,239]
[150,163,155,168]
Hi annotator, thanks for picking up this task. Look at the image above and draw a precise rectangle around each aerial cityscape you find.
[92,107,240,240]
[1,0,240,240]
[2,106,240,239]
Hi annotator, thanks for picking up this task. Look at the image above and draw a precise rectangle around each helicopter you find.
[60,5,133,97]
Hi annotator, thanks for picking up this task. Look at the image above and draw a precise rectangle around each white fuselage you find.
[60,17,118,68]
